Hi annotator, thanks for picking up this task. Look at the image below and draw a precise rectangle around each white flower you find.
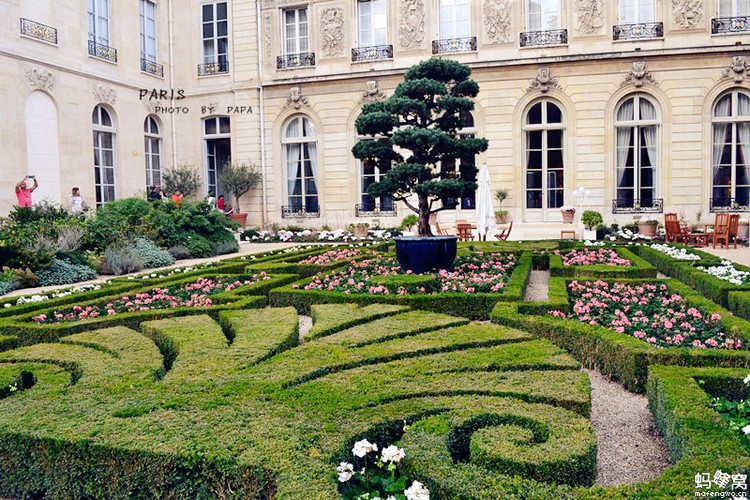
[336,462,354,482]
[404,480,430,500]
[387,497,397,500]
[352,439,378,457]
[745,373,750,384]
[744,424,750,435]
[381,445,405,464]
[3,304,10,308]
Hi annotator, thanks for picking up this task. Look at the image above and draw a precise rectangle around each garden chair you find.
[494,221,513,241]
[456,223,474,241]
[663,213,707,247]
[708,213,732,248]
[429,213,451,235]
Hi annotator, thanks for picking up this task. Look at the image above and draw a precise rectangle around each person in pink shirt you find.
[15,176,38,208]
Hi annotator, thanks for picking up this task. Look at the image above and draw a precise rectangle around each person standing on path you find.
[15,176,38,208]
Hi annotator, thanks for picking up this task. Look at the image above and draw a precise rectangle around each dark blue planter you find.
[394,236,458,274]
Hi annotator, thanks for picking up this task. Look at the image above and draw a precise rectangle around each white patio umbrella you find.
[475,164,496,240]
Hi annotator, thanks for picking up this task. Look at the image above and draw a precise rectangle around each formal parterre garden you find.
[0,239,749,499]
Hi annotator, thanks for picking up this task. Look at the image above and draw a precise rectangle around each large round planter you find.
[561,210,575,224]
[229,213,248,226]
[394,236,458,274]
[637,221,658,237]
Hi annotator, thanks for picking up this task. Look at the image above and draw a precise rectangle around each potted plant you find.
[218,161,262,227]
[581,210,603,240]
[494,189,509,223]
[352,58,488,273]
[637,216,659,237]
[399,214,419,235]
[560,205,576,224]
[351,222,370,238]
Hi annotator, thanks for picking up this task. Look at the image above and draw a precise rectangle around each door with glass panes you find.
[523,99,565,221]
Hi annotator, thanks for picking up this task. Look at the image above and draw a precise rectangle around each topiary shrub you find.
[36,258,98,287]
[98,246,144,276]
[129,237,176,269]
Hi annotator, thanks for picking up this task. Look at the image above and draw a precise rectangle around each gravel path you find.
[524,269,550,301]
[585,368,672,486]
[298,315,313,342]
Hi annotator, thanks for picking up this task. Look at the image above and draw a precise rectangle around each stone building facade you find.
[2,0,749,230]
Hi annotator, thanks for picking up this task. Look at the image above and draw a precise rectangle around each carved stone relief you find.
[286,87,309,109]
[621,61,657,88]
[671,0,704,29]
[24,68,56,92]
[575,0,605,35]
[399,0,425,50]
[721,56,748,82]
[483,0,511,43]
[360,81,387,104]
[142,100,159,114]
[264,15,272,66]
[321,8,345,57]
[92,84,117,105]
[527,68,560,93]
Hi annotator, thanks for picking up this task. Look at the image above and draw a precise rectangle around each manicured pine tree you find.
[352,58,489,236]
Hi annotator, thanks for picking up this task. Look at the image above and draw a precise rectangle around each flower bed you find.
[558,248,631,267]
[549,280,742,350]
[698,260,750,286]
[31,275,269,324]
[296,248,365,266]
[648,243,701,261]
[301,253,516,295]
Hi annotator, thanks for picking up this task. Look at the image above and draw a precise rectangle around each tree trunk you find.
[417,195,433,237]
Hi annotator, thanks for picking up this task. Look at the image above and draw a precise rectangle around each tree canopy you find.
[352,58,488,236]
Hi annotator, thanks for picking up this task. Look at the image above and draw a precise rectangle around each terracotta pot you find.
[561,210,575,224]
[637,221,658,237]
[353,225,369,238]
[229,212,248,226]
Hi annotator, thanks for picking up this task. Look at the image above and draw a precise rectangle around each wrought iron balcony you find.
[613,22,663,40]
[20,18,57,45]
[88,40,117,63]
[712,16,750,34]
[355,203,397,217]
[141,58,164,77]
[431,36,477,54]
[282,205,320,218]
[519,29,567,47]
[710,197,750,212]
[277,52,316,69]
[611,198,663,214]
[197,61,229,76]
[351,45,393,62]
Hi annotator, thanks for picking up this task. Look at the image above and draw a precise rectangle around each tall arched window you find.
[712,89,750,211]
[524,99,564,218]
[443,110,477,210]
[93,105,115,205]
[615,94,659,211]
[358,138,393,215]
[144,116,161,189]
[283,115,318,215]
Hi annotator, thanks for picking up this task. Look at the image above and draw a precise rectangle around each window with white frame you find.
[202,2,228,69]
[440,0,470,39]
[204,116,231,197]
[358,0,387,47]
[283,8,309,55]
[144,116,161,189]
[87,0,110,45]
[719,0,750,17]
[524,99,565,211]
[283,115,318,212]
[526,0,560,31]
[443,111,477,210]
[140,0,157,62]
[93,106,116,205]
[615,95,659,209]
[619,0,656,24]
[358,140,393,213]
[711,89,750,210]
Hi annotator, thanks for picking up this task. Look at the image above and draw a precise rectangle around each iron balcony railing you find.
[709,197,750,212]
[519,29,568,47]
[613,22,663,40]
[351,44,393,62]
[712,16,750,34]
[282,205,320,218]
[88,40,117,63]
[355,204,397,217]
[277,52,316,69]
[141,58,164,77]
[431,36,477,54]
[611,198,664,214]
[197,60,229,76]
[20,18,57,45]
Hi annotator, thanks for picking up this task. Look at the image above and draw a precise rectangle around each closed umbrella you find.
[475,164,496,241]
